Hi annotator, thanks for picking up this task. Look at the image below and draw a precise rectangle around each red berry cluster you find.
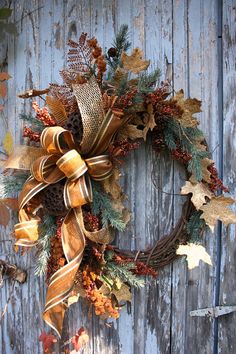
[171,147,192,164]
[83,212,101,232]
[23,127,41,142]
[109,139,140,160]
[32,101,56,126]
[114,88,138,110]
[114,254,157,278]
[208,164,229,193]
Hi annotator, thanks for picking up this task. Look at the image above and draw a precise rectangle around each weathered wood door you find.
[0,0,235,353]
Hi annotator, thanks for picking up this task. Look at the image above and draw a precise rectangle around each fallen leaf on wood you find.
[0,82,7,98]
[199,196,236,232]
[0,104,4,111]
[181,181,213,210]
[39,331,57,354]
[71,327,89,352]
[176,243,212,269]
[0,72,11,81]
[121,48,150,74]
[0,201,10,227]
[3,131,13,155]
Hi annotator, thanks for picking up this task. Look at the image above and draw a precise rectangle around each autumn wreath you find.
[1,25,236,337]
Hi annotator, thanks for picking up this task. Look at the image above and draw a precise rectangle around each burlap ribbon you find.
[13,77,127,336]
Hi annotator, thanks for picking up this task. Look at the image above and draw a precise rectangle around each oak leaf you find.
[118,123,144,140]
[71,327,89,352]
[3,131,13,155]
[181,181,213,210]
[176,243,212,269]
[0,72,11,81]
[121,48,150,74]
[199,196,236,232]
[39,331,57,353]
[173,90,201,127]
[112,283,132,303]
[0,82,7,98]
[142,104,156,141]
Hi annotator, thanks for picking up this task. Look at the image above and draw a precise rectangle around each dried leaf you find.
[1,198,18,211]
[176,243,212,269]
[46,95,68,125]
[3,131,13,156]
[118,123,144,140]
[190,158,214,184]
[71,327,89,352]
[199,196,236,232]
[0,72,11,81]
[102,169,123,200]
[0,201,10,227]
[173,90,201,128]
[0,104,4,112]
[121,48,150,74]
[113,67,128,85]
[4,146,45,170]
[142,104,156,141]
[0,82,7,98]
[39,331,57,353]
[181,181,213,210]
[112,283,132,303]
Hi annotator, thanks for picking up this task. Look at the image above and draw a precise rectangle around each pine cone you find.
[41,181,67,216]
[64,110,83,143]
[107,47,117,58]
[152,118,166,152]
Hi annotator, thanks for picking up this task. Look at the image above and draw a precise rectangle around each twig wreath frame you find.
[2,25,236,337]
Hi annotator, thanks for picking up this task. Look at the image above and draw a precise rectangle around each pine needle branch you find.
[19,113,45,131]
[35,215,57,276]
[91,182,125,232]
[186,210,208,243]
[105,261,145,288]
[138,68,161,93]
[0,174,29,198]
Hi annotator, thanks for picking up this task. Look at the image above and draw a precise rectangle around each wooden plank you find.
[218,1,236,353]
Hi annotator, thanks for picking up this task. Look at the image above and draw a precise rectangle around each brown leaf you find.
[118,123,144,140]
[0,104,4,112]
[121,48,150,74]
[0,201,10,227]
[1,198,18,211]
[181,181,213,210]
[0,72,11,81]
[46,95,68,125]
[112,283,132,303]
[173,90,201,128]
[176,243,212,269]
[200,196,236,232]
[142,104,156,141]
[113,67,128,85]
[0,82,7,98]
[102,169,123,200]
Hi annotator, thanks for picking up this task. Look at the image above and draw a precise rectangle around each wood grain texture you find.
[0,0,235,353]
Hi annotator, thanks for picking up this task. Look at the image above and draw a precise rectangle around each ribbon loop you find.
[57,149,87,181]
[41,127,75,154]
[86,155,113,181]
[31,154,64,184]
[64,175,92,209]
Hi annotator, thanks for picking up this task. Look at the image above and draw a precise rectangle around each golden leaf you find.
[46,95,68,125]
[4,146,45,170]
[173,90,201,128]
[121,48,150,74]
[68,294,80,306]
[102,169,123,200]
[142,104,156,141]
[113,67,128,86]
[181,181,213,210]
[199,196,236,232]
[112,283,132,303]
[118,123,144,140]
[3,131,13,155]
[0,72,11,81]
[190,158,214,184]
[176,243,212,269]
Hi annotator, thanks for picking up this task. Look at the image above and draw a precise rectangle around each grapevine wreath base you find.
[2,25,236,337]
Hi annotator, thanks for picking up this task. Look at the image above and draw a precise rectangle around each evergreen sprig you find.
[91,182,125,231]
[35,215,57,276]
[164,117,210,181]
[0,174,29,198]
[105,261,145,288]
[138,68,161,93]
[186,210,208,243]
[19,113,45,131]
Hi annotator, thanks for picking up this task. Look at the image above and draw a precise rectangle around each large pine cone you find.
[64,110,83,144]
[41,181,67,216]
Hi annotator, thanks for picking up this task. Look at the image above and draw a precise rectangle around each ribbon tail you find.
[43,208,86,337]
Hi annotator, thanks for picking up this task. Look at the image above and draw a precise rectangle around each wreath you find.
[2,25,236,338]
